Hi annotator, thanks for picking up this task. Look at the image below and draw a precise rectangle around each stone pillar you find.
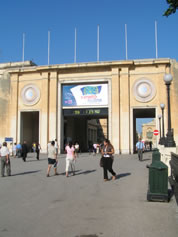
[158,144,177,176]
[0,71,15,142]
[111,68,120,154]
[120,67,130,154]
[48,72,58,141]
[10,73,19,143]
[40,72,49,152]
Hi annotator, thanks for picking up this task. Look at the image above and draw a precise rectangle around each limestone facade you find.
[0,58,178,154]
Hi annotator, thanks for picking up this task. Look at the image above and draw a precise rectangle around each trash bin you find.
[147,160,168,202]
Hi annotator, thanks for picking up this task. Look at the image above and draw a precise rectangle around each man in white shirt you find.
[0,142,11,177]
[136,138,145,161]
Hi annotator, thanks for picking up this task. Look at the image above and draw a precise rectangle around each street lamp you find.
[163,73,176,147]
[160,103,165,145]
[158,114,162,144]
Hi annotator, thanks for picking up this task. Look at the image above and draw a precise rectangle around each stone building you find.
[0,58,178,153]
[142,119,156,149]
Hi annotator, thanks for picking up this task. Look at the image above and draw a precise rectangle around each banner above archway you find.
[62,83,108,107]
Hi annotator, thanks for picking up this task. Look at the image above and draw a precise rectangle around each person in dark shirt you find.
[22,141,28,162]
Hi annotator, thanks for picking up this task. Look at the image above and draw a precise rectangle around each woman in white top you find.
[65,141,76,177]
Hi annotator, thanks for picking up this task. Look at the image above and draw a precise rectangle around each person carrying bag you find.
[100,139,116,181]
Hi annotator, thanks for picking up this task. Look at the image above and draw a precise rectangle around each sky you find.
[0,0,178,66]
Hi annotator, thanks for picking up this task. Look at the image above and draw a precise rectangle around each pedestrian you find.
[16,143,22,158]
[12,143,17,158]
[46,141,59,177]
[101,139,116,181]
[36,143,41,160]
[74,142,80,157]
[93,143,98,155]
[22,141,28,162]
[65,141,76,177]
[149,141,152,151]
[136,138,145,161]
[9,143,13,156]
[0,142,11,177]
[32,142,36,153]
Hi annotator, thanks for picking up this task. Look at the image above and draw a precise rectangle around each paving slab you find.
[0,152,178,237]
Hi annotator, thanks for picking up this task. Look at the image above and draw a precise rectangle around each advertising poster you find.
[62,84,108,107]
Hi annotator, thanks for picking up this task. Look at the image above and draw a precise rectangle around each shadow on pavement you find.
[11,170,41,176]
[142,158,151,162]
[76,169,97,175]
[116,172,131,180]
[59,169,97,176]
[26,158,47,162]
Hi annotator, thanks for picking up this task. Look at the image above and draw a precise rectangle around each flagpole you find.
[97,25,100,62]
[74,28,77,63]
[155,21,158,59]
[48,31,50,65]
[125,24,128,60]
[22,33,25,62]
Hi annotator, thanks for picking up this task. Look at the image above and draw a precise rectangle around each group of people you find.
[0,138,117,182]
[47,140,77,177]
[6,141,41,161]
[47,138,117,181]
[0,140,42,177]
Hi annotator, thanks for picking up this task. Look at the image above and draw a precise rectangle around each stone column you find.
[119,67,130,154]
[111,67,120,154]
[10,73,19,143]
[48,72,58,141]
[40,72,49,152]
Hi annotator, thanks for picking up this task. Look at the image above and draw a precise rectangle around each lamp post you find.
[158,114,162,144]
[163,73,176,147]
[160,103,165,145]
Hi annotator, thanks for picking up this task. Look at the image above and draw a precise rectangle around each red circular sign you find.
[153,130,159,136]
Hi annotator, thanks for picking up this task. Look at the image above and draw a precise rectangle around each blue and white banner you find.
[62,84,108,107]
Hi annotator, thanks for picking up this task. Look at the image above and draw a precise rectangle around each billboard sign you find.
[62,84,108,107]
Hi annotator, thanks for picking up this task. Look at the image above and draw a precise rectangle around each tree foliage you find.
[164,0,178,16]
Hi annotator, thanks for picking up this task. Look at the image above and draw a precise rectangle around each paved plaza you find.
[0,152,178,237]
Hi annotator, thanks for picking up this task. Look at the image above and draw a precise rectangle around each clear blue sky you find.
[0,0,178,65]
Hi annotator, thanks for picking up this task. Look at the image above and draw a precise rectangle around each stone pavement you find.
[0,152,178,237]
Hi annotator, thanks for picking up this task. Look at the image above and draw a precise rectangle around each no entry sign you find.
[153,130,159,136]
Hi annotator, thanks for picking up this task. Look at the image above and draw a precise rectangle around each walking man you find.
[46,141,59,177]
[0,142,11,177]
[22,141,28,162]
[136,138,145,161]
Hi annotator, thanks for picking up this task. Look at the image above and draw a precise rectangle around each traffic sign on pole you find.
[153,130,159,136]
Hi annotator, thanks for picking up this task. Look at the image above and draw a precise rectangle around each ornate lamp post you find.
[163,74,176,147]
[158,114,162,144]
[160,103,165,145]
